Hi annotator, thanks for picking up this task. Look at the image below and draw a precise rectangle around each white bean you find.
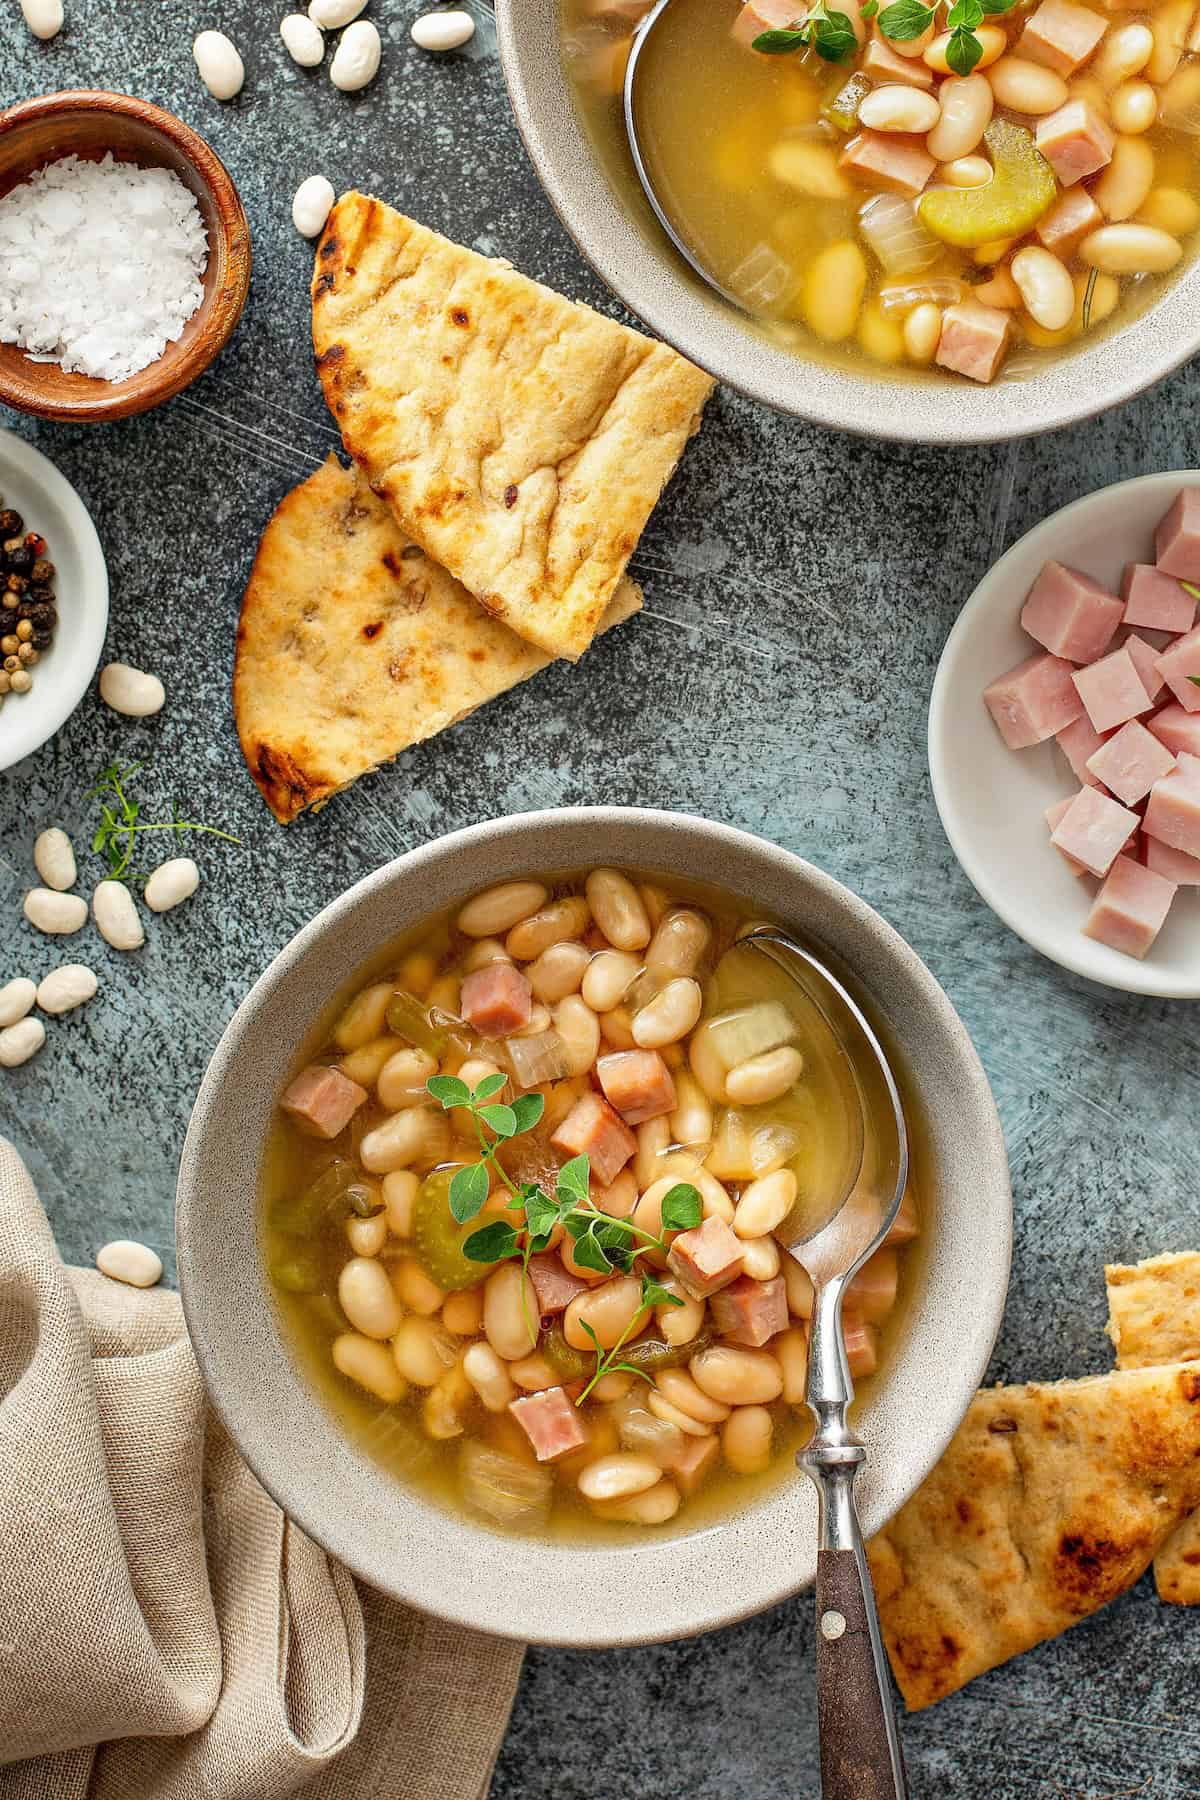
[309,0,366,24]
[776,1325,809,1403]
[332,1331,408,1402]
[1110,80,1157,134]
[458,881,548,937]
[292,174,336,239]
[590,1477,681,1524]
[392,1316,458,1386]
[733,1168,797,1240]
[483,1263,539,1359]
[646,909,710,978]
[632,976,702,1049]
[1092,136,1155,222]
[411,8,475,50]
[554,994,601,1077]
[581,949,640,1013]
[377,1046,438,1111]
[382,1169,419,1237]
[359,1106,449,1173]
[96,1239,162,1287]
[722,1405,773,1475]
[647,1391,713,1437]
[330,18,381,89]
[1094,21,1153,88]
[0,977,36,1027]
[1148,0,1192,84]
[506,897,591,960]
[0,1016,44,1067]
[938,155,992,187]
[670,1070,713,1147]
[280,12,326,65]
[192,30,245,100]
[726,1043,804,1106]
[858,84,940,133]
[36,963,97,1015]
[656,1366,730,1424]
[903,301,942,365]
[463,1341,516,1412]
[335,982,393,1049]
[1010,246,1074,329]
[986,56,1067,115]
[346,1211,388,1257]
[144,857,200,913]
[741,1234,781,1281]
[99,661,166,717]
[783,1255,814,1319]
[338,1256,402,1339]
[925,74,992,162]
[656,1279,706,1347]
[585,868,652,951]
[690,1345,783,1406]
[688,1019,730,1102]
[577,1453,660,1501]
[33,827,76,892]
[20,0,63,39]
[564,1275,647,1351]
[527,939,590,1003]
[23,888,87,935]
[393,1257,445,1315]
[461,936,510,971]
[1080,223,1182,273]
[93,880,144,951]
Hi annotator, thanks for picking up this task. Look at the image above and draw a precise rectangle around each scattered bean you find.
[36,963,97,1015]
[309,0,367,25]
[33,827,76,892]
[293,174,336,239]
[24,888,87,936]
[281,12,326,65]
[99,661,166,717]
[96,1238,162,1287]
[20,0,63,39]
[144,857,200,913]
[0,977,36,1027]
[93,880,145,951]
[0,1016,44,1067]
[330,18,382,90]
[193,29,245,101]
[411,9,475,51]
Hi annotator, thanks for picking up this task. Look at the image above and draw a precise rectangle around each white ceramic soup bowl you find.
[177,808,1011,1646]
[930,471,1200,999]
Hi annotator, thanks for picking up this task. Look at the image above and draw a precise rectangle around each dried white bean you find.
[1011,246,1074,329]
[0,977,36,1027]
[585,868,651,951]
[925,74,992,162]
[93,881,144,951]
[99,662,165,717]
[1080,223,1182,273]
[281,12,326,65]
[36,964,97,1015]
[733,1168,798,1240]
[411,8,475,50]
[24,888,87,936]
[292,174,336,238]
[581,949,640,1013]
[0,1016,44,1067]
[144,857,200,913]
[309,0,366,25]
[632,976,702,1049]
[96,1239,162,1287]
[193,30,245,100]
[859,84,940,133]
[21,0,63,39]
[458,881,547,937]
[578,1453,660,1501]
[332,1332,407,1402]
[33,827,76,892]
[338,1256,402,1339]
[330,18,381,89]
[726,1043,804,1106]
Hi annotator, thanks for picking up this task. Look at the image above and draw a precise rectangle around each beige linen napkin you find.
[0,1137,523,1800]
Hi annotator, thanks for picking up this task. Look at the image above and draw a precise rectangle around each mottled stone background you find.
[2,3,1198,1794]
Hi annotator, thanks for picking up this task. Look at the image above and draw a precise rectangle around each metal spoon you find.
[740,925,909,1800]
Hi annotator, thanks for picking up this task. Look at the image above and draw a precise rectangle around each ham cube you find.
[732,0,803,47]
[1021,560,1123,663]
[662,1432,721,1495]
[550,1091,636,1187]
[884,1188,919,1246]
[1035,100,1114,185]
[984,651,1083,748]
[280,1064,367,1139]
[1035,186,1103,255]
[709,1274,788,1347]
[459,961,532,1038]
[1086,719,1177,805]
[861,35,934,86]
[840,130,936,198]
[509,1387,588,1462]
[935,300,1011,385]
[527,1252,591,1316]
[1122,563,1197,635]
[846,1248,899,1323]
[1072,645,1154,732]
[1121,629,1167,703]
[1155,487,1200,580]
[667,1215,745,1299]
[1143,753,1200,858]
[596,1048,677,1124]
[843,1314,879,1380]
[1050,785,1141,876]
[1083,855,1177,959]
[1147,703,1200,758]
[1155,624,1200,712]
[1056,713,1109,788]
[1045,796,1089,874]
[1145,835,1200,885]
[1019,0,1107,75]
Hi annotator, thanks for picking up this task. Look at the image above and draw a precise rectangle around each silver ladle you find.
[741,926,909,1800]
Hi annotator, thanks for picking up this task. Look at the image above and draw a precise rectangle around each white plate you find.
[929,470,1200,1000]
[0,429,108,773]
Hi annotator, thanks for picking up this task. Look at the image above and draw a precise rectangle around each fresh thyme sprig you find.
[88,761,241,883]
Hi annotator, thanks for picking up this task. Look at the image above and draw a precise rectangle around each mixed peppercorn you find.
[0,505,57,704]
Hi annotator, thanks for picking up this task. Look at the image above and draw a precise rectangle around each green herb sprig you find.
[753,5,863,62]
[88,761,241,883]
[757,0,1018,75]
[425,1074,703,1401]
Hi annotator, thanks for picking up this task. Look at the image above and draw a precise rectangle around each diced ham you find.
[587,0,651,17]
[1072,644,1154,732]
[983,651,1083,748]
[1147,703,1200,758]
[508,1387,588,1462]
[861,35,934,86]
[846,1248,899,1323]
[731,0,801,48]
[1050,785,1141,876]
[459,961,532,1038]
[1121,629,1167,703]
[1086,719,1177,806]
[662,1431,721,1495]
[1056,713,1109,788]
[667,1215,745,1299]
[1122,563,1197,635]
[840,130,936,199]
[527,1252,591,1316]
[934,300,1011,385]
[1035,100,1114,185]
[1045,796,1090,875]
[1020,560,1123,663]
[596,1048,677,1124]
[1155,487,1200,580]
[1155,624,1200,712]
[1143,753,1200,858]
[280,1064,367,1139]
[1083,854,1177,960]
[709,1274,788,1347]
[1145,835,1200,885]
[843,1314,879,1380]
[550,1091,636,1187]
[1019,0,1107,75]
[1035,186,1103,255]
[883,1188,919,1246]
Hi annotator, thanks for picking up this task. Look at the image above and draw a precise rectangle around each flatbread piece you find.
[234,454,640,822]
[311,192,714,662]
[1106,1252,1200,1604]
[868,1363,1200,1709]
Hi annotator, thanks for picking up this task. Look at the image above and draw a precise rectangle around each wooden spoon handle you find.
[816,1545,908,1800]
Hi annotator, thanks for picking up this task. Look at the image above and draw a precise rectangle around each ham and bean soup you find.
[263,870,920,1536]
[563,0,1200,383]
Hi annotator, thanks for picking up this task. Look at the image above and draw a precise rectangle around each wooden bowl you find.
[0,90,251,422]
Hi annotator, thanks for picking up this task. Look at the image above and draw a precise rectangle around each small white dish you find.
[0,429,108,773]
[929,470,1200,1001]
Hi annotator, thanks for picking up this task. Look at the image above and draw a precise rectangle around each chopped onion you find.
[616,1401,685,1466]
[706,1001,795,1072]
[859,195,940,278]
[504,1028,571,1086]
[458,1442,553,1528]
[748,1117,802,1176]
[878,277,966,315]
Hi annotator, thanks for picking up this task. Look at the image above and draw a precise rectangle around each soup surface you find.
[561,0,1200,384]
[262,868,922,1538]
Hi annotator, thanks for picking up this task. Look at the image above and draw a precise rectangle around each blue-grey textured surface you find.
[1,5,1198,1795]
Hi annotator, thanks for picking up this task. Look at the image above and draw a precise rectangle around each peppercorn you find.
[0,611,15,637]
[5,544,33,575]
[15,602,34,620]
[28,584,53,605]
[31,630,52,651]
[3,655,19,673]
[16,619,32,642]
[31,560,54,584]
[29,603,55,627]
[9,669,32,693]
[0,672,9,694]
[0,510,21,538]
[17,643,35,663]
[7,574,28,596]
[1,635,18,656]
[24,533,45,557]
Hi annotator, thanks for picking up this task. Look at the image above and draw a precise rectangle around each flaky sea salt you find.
[0,154,208,382]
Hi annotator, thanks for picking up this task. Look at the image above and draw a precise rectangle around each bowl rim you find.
[929,468,1200,999]
[0,89,252,423]
[494,0,1200,444]
[177,806,1012,1646]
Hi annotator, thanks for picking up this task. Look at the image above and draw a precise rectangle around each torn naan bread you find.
[1106,1253,1200,1605]
[311,193,713,662]
[868,1363,1200,1710]
[234,455,640,823]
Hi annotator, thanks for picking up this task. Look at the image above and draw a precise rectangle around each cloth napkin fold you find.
[0,1137,523,1800]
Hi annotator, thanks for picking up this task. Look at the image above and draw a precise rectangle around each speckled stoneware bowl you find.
[177,809,1011,1647]
[495,0,1200,443]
